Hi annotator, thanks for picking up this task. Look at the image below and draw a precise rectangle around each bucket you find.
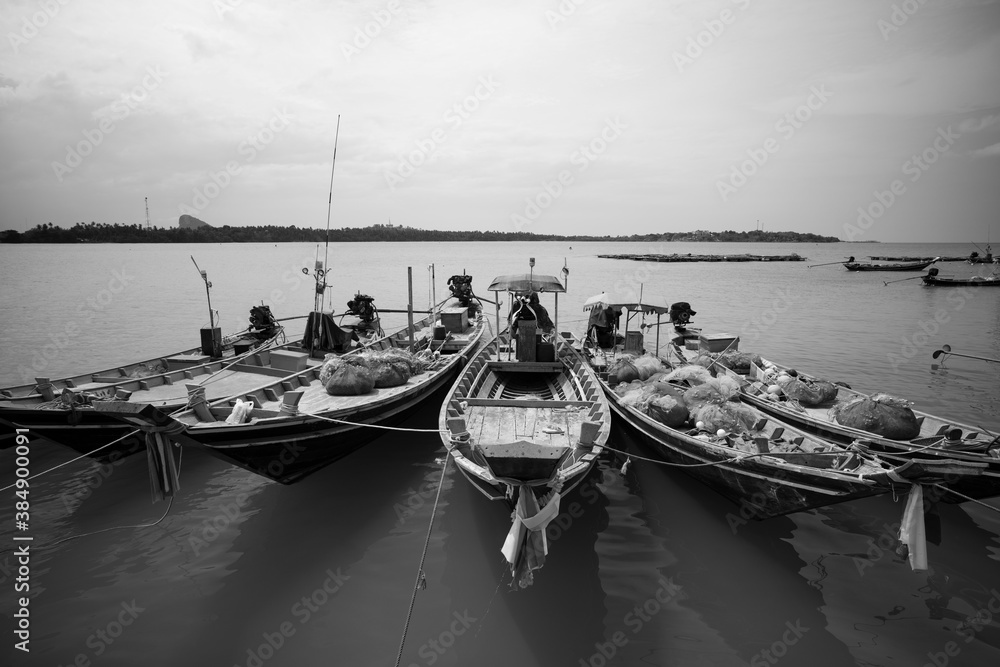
[433,325,447,340]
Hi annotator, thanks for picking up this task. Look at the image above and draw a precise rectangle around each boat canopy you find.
[488,274,566,293]
[582,294,671,315]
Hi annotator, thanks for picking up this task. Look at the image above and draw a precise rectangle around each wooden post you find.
[407,266,415,351]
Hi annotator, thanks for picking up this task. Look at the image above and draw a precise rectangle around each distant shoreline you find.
[1,224,840,244]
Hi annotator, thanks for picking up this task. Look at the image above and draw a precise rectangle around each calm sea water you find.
[1,241,998,667]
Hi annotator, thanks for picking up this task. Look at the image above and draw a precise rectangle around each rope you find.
[394,453,451,667]
[35,448,183,551]
[0,428,141,492]
[310,412,449,434]
[929,483,1000,514]
[600,441,864,469]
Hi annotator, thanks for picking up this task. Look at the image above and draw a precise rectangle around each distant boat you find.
[921,267,1000,287]
[843,256,939,271]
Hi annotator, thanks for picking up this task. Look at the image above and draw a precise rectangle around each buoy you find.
[716,429,727,437]
[768,384,782,394]
[696,420,705,429]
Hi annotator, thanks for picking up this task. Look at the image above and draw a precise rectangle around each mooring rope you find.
[0,428,141,492]
[1,448,183,555]
[929,483,1000,514]
[598,441,854,470]
[310,412,449,434]
[394,453,451,667]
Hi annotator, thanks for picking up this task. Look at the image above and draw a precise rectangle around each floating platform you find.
[598,253,806,263]
[869,256,980,262]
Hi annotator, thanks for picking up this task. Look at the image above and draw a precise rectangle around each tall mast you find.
[323,115,341,287]
[145,197,150,230]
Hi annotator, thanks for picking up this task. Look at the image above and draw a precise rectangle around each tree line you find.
[0,222,840,244]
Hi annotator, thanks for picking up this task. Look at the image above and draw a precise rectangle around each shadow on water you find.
[420,459,609,667]
[611,426,862,667]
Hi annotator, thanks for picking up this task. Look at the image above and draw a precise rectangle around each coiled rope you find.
[394,453,451,667]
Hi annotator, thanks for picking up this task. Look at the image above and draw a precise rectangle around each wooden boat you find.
[578,300,985,518]
[842,256,939,271]
[440,268,609,588]
[95,297,488,484]
[921,268,1000,287]
[0,304,286,460]
[721,355,1000,501]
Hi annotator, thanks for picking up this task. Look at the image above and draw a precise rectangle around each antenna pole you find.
[322,115,341,290]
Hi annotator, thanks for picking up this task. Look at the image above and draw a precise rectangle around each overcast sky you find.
[2,0,998,241]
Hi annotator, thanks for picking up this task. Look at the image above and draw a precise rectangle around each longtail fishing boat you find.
[843,256,939,271]
[576,298,986,519]
[440,263,610,589]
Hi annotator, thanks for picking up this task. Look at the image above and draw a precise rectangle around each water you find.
[1,241,998,666]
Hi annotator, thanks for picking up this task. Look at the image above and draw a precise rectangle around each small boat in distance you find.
[843,256,939,271]
[440,263,609,589]
[921,267,1000,287]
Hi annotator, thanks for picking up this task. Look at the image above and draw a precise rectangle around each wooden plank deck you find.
[464,403,588,448]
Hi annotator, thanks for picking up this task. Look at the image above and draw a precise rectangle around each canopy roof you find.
[488,274,566,293]
[582,293,671,315]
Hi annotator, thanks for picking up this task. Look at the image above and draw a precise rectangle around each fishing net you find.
[370,361,411,388]
[778,376,839,406]
[647,394,689,427]
[714,351,764,376]
[633,355,666,380]
[322,358,375,396]
[830,392,920,439]
[608,355,639,384]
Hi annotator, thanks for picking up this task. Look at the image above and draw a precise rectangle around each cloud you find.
[972,141,1000,156]
[959,113,1000,133]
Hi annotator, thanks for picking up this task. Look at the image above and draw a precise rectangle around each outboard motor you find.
[669,302,696,329]
[247,304,279,340]
[448,274,474,304]
[346,293,379,334]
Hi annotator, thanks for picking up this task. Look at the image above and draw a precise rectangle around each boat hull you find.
[603,388,885,518]
[921,276,1000,286]
[844,260,935,271]
[739,390,1000,501]
[181,356,471,483]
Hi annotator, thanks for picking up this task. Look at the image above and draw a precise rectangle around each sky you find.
[1,0,999,242]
